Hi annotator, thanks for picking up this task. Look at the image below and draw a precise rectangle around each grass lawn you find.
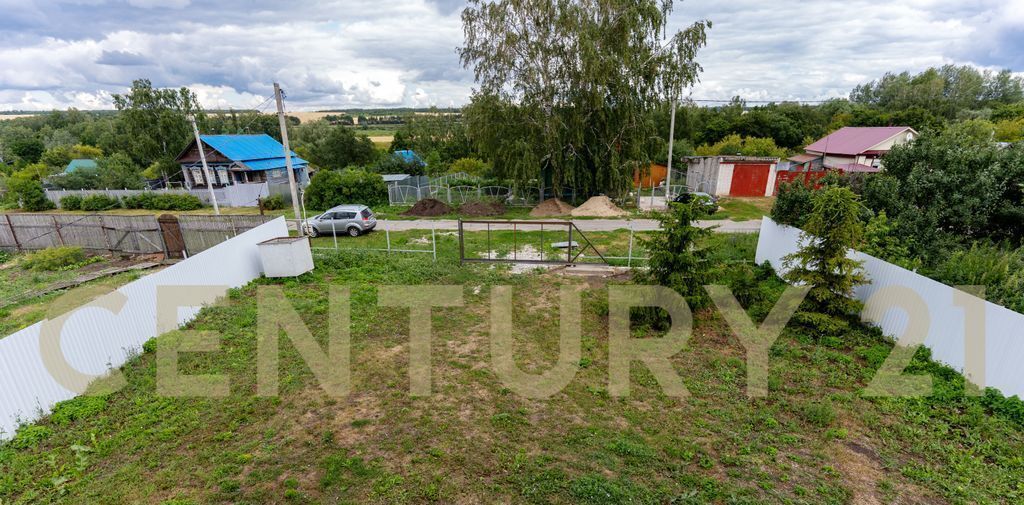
[1,234,1022,503]
[706,197,775,222]
[0,254,157,336]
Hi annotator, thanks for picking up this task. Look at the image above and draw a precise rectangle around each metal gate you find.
[457,219,608,265]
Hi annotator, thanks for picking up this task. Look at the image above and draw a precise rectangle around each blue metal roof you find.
[394,149,425,164]
[199,134,308,171]
[65,158,97,173]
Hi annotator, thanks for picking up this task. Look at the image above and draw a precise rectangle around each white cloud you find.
[0,0,1018,110]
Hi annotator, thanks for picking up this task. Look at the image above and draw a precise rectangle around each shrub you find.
[304,169,387,211]
[7,178,55,212]
[783,187,867,319]
[60,194,83,210]
[80,194,122,211]
[261,195,286,210]
[21,246,87,271]
[449,157,490,177]
[770,180,814,228]
[640,200,712,309]
[122,192,203,211]
[928,243,1024,313]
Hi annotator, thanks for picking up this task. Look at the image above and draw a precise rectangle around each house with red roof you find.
[775,126,917,190]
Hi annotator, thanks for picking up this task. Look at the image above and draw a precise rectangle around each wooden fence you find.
[0,213,273,256]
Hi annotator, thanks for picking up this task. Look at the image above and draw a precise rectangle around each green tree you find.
[460,0,710,196]
[783,187,867,318]
[96,153,145,189]
[112,79,205,168]
[640,200,713,309]
[304,169,387,210]
[307,127,377,170]
[7,177,55,211]
[449,157,490,177]
[695,134,787,157]
[9,137,45,164]
[770,180,815,228]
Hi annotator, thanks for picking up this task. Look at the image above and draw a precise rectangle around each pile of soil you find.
[570,195,628,217]
[529,198,576,217]
[460,200,506,217]
[404,198,453,217]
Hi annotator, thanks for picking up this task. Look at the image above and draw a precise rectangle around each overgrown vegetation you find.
[1,244,1023,503]
[20,246,95,272]
[304,169,388,210]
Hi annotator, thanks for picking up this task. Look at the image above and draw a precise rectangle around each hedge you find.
[122,193,203,211]
[60,195,83,210]
[80,194,122,212]
[304,169,387,210]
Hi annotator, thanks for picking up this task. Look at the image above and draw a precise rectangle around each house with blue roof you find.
[394,149,425,166]
[174,134,310,189]
[64,158,98,174]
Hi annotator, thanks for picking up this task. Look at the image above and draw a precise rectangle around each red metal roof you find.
[828,162,882,173]
[805,127,913,156]
[788,153,819,163]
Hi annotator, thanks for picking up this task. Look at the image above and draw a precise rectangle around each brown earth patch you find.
[404,198,453,216]
[460,200,506,217]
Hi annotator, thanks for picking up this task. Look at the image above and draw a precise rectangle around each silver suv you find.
[303,205,376,237]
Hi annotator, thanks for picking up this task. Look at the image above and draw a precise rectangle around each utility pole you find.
[274,83,303,224]
[665,99,677,200]
[188,115,220,215]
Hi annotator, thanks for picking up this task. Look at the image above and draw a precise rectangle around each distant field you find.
[0,114,40,121]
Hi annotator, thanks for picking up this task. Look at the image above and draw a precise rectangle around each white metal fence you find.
[0,217,289,439]
[756,217,1024,399]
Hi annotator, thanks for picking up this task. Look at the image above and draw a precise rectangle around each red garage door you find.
[730,163,770,196]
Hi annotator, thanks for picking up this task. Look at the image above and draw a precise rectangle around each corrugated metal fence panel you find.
[178,215,273,254]
[0,217,288,439]
[756,217,1024,399]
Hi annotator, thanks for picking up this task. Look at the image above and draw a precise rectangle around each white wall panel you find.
[0,217,288,439]
[756,217,1024,398]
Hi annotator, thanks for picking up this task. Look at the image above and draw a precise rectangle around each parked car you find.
[673,189,719,214]
[302,205,376,237]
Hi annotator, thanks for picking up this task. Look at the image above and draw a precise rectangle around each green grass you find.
[308,228,662,266]
[0,254,151,336]
[1,237,1023,503]
[705,197,774,222]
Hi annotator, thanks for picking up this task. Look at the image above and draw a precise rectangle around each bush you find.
[21,246,88,271]
[80,194,122,211]
[770,180,814,228]
[640,200,712,309]
[304,169,387,211]
[8,178,55,212]
[261,195,286,210]
[60,194,83,210]
[122,192,203,211]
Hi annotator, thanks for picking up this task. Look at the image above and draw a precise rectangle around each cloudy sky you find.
[1,0,1021,111]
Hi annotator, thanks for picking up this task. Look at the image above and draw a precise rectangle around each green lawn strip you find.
[0,246,1022,503]
[0,270,149,337]
[705,197,774,222]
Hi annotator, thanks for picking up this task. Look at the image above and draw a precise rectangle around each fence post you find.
[447,186,452,204]
[332,218,338,250]
[99,215,114,254]
[52,216,65,246]
[627,220,634,268]
[5,214,22,252]
[385,219,392,255]
[431,221,437,262]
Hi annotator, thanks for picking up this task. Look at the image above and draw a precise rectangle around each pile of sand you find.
[460,200,506,217]
[570,195,627,217]
[529,198,575,217]
[403,198,453,217]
